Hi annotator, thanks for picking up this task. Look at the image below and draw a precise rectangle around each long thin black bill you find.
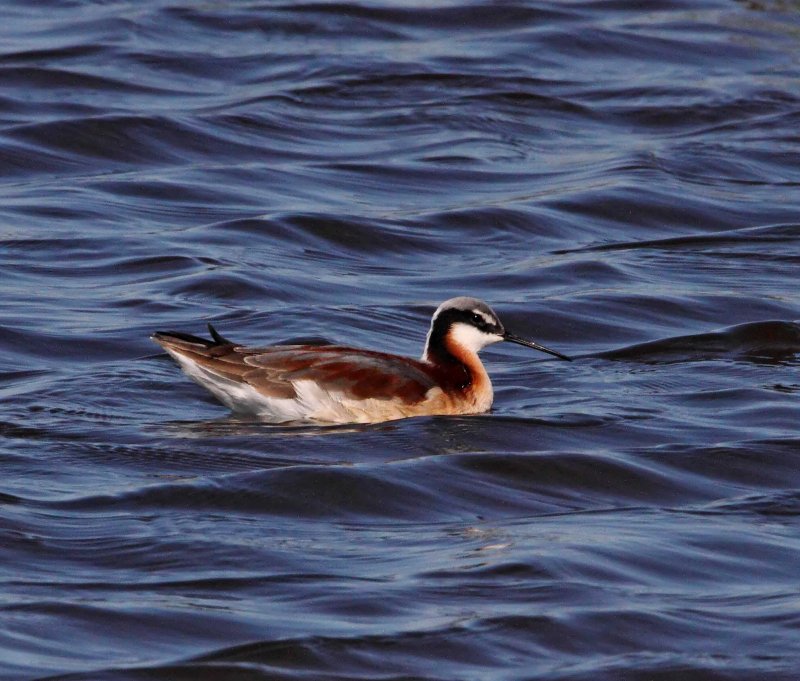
[503,332,572,361]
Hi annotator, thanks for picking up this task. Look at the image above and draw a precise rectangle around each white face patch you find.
[448,321,503,353]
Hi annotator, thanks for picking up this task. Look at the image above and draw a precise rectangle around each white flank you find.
[167,348,416,424]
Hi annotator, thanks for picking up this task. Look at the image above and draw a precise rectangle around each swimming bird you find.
[151,297,571,424]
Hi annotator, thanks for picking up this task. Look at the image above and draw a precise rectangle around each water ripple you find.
[2,0,800,679]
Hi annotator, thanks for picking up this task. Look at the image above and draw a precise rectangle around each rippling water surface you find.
[2,1,800,679]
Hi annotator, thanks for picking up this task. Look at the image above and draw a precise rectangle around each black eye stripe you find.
[432,307,502,340]
[468,311,498,332]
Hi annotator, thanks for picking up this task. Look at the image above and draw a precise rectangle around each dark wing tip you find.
[151,325,234,349]
[207,323,233,346]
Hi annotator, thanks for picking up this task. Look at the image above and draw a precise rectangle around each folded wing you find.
[152,331,437,405]
[243,346,437,403]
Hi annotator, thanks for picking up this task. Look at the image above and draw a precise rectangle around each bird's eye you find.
[470,313,484,326]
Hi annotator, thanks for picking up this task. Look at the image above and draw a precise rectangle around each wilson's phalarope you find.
[151,297,570,424]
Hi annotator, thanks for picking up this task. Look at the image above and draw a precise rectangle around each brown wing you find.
[151,332,295,397]
[152,331,438,404]
[242,346,438,403]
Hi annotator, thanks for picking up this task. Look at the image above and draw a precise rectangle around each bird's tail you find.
[151,323,232,352]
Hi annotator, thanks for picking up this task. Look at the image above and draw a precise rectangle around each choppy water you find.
[2,1,800,679]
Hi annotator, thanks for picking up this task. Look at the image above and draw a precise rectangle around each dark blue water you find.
[2,1,800,679]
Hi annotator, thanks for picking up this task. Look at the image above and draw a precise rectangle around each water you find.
[2,1,800,679]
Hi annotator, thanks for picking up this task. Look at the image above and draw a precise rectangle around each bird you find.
[151,296,571,424]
